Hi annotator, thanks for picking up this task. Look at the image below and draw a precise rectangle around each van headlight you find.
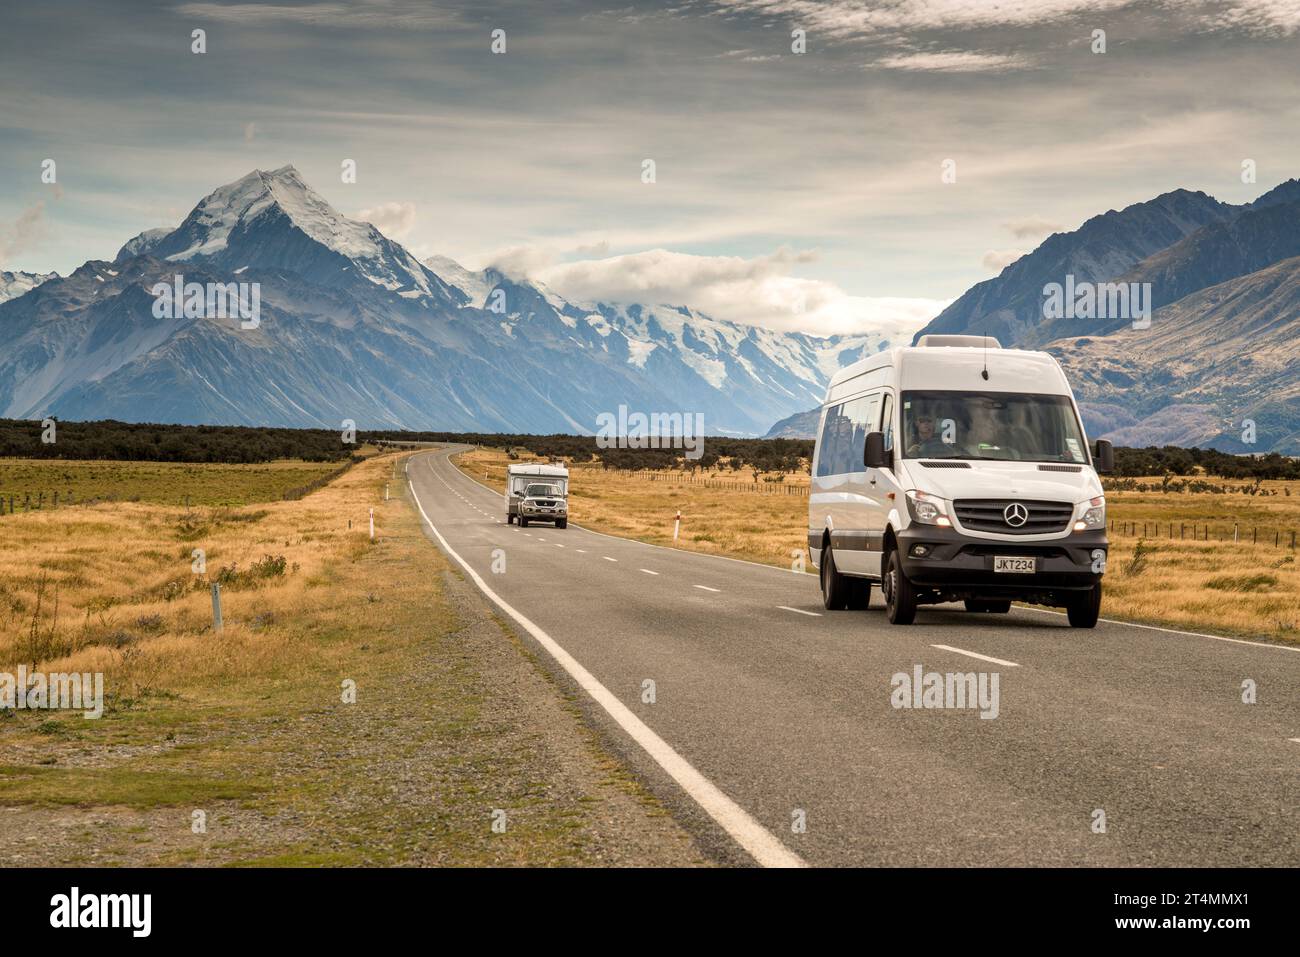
[906,490,951,527]
[1075,496,1105,531]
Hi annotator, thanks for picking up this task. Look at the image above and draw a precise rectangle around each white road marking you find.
[555,544,565,548]
[576,549,588,554]
[640,568,659,576]
[603,556,618,562]
[694,585,721,593]
[930,644,1021,667]
[1290,738,1300,744]
[1020,606,1300,654]
[778,606,821,617]
[407,470,805,869]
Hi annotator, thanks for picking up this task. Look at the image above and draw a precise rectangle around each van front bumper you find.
[898,525,1106,598]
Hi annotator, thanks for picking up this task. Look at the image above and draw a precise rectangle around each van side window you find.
[816,403,848,477]
[880,394,894,453]
[816,397,877,476]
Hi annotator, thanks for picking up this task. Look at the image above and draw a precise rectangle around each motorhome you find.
[506,463,569,528]
[808,335,1111,627]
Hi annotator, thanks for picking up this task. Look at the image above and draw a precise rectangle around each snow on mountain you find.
[0,268,57,304]
[424,254,897,422]
[121,166,463,305]
[0,167,907,436]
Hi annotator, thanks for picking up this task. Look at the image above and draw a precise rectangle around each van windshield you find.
[524,483,563,497]
[901,391,1089,464]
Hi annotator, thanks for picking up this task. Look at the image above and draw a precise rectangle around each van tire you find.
[1067,584,1102,628]
[820,545,850,610]
[556,519,567,529]
[965,599,1011,613]
[884,548,917,625]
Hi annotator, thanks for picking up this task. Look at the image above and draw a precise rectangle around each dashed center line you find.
[694,585,721,592]
[777,606,821,617]
[603,556,618,562]
[930,644,1021,667]
[640,568,659,576]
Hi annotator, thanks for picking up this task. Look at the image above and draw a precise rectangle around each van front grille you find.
[953,499,1073,535]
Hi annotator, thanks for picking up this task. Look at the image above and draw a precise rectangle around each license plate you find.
[994,556,1035,574]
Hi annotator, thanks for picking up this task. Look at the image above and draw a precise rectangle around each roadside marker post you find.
[369,508,375,541]
[674,509,681,542]
[211,583,223,633]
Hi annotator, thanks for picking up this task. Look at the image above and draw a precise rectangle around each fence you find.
[634,471,810,496]
[1108,519,1299,548]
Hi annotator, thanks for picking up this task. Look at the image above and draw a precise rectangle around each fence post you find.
[1234,523,1238,543]
[211,583,223,633]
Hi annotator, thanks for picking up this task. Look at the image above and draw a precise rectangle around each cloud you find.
[175,1,459,28]
[708,0,1300,40]
[1001,216,1064,239]
[357,201,416,240]
[243,121,257,143]
[875,50,1036,73]
[0,201,49,266]
[532,247,945,338]
[982,248,1029,272]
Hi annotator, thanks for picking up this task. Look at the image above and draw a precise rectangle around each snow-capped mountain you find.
[116,166,462,305]
[0,268,57,304]
[424,257,892,430]
[1,167,899,435]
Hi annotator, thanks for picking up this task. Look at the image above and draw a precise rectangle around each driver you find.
[907,412,954,457]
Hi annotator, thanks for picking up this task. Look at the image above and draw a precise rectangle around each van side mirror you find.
[1094,439,1114,474]
[864,431,892,470]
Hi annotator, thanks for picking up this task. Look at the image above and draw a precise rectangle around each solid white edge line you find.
[930,644,1021,668]
[777,605,821,617]
[407,468,806,869]
[1018,605,1300,653]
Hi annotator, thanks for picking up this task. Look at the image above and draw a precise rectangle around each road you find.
[407,445,1299,867]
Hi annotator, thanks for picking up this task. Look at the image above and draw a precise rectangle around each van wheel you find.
[820,545,850,610]
[965,599,1011,613]
[1067,584,1102,628]
[557,519,567,529]
[883,548,917,625]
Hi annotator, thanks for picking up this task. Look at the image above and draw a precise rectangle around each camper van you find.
[506,463,569,528]
[808,335,1112,627]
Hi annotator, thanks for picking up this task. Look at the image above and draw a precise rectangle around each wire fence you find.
[1108,519,1299,548]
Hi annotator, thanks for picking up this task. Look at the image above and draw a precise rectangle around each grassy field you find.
[455,447,1300,644]
[0,457,356,508]
[0,450,703,866]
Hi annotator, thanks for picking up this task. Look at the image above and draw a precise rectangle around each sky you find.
[1,0,1298,338]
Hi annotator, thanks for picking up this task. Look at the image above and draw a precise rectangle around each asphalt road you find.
[408,445,1299,867]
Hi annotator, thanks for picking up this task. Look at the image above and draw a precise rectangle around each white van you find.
[506,463,569,528]
[807,336,1112,627]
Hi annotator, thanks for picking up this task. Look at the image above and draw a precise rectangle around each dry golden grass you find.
[456,449,1300,643]
[0,454,395,687]
[457,447,810,570]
